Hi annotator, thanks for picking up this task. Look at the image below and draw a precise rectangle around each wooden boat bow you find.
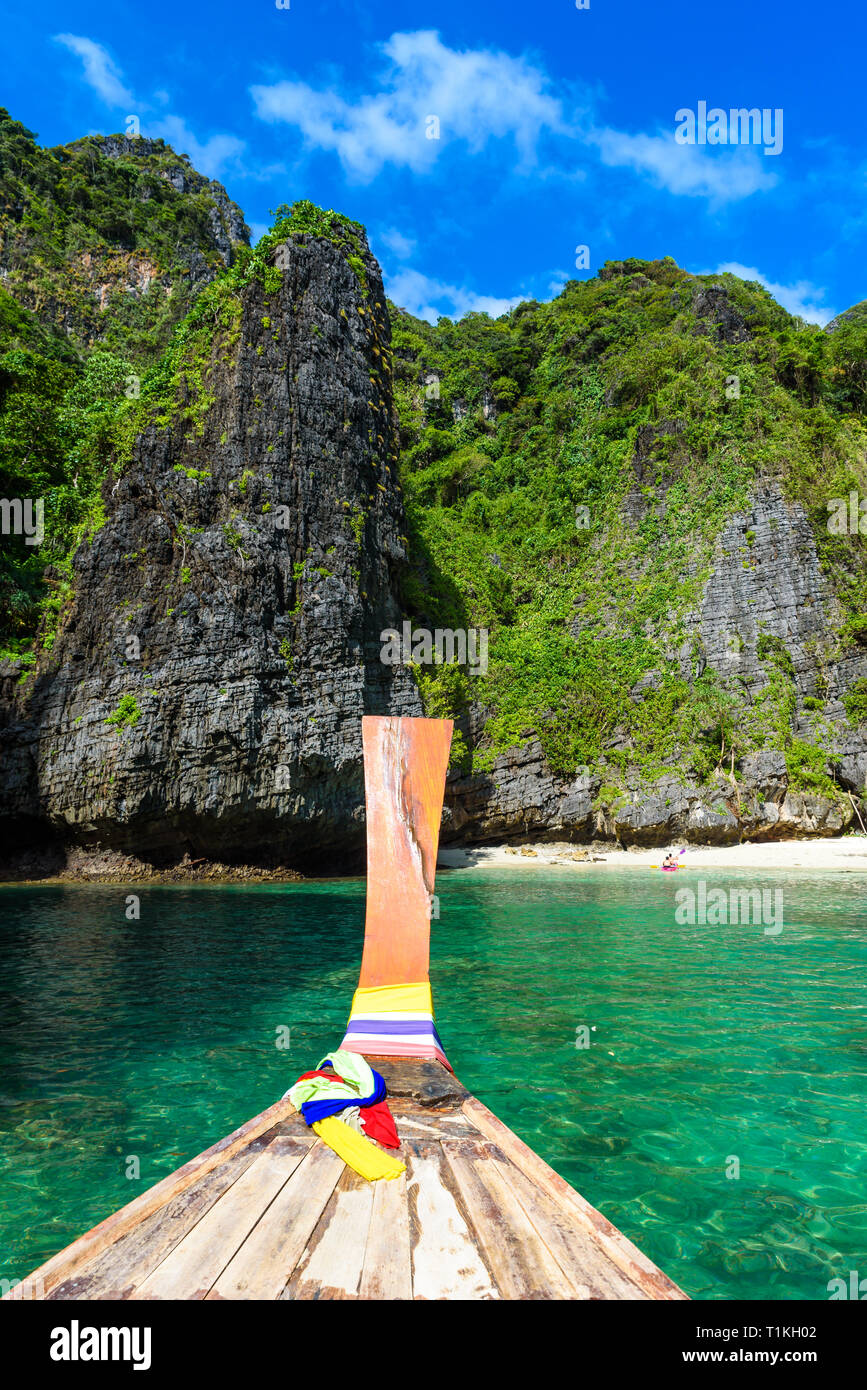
[7,716,687,1301]
[340,716,454,1069]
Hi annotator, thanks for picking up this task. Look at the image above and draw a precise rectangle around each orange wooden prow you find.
[339,716,453,1068]
[358,715,453,987]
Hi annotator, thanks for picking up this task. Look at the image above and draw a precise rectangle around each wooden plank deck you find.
[10,1060,686,1301]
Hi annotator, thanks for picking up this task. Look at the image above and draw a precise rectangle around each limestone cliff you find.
[0,112,250,358]
[445,482,867,846]
[0,223,419,866]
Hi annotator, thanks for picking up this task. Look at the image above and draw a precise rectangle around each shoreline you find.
[437,835,867,873]
[0,849,306,887]
[2,834,867,885]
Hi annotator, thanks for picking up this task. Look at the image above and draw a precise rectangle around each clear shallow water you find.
[1,868,865,1299]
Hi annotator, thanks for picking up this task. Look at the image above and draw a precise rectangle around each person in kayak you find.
[662,852,676,869]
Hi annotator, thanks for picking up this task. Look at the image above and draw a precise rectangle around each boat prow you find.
[7,717,687,1302]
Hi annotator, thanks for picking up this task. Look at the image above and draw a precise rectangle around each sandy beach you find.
[437,835,867,873]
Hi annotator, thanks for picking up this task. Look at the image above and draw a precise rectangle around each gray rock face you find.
[691,283,751,343]
[0,232,420,865]
[737,750,788,797]
[825,300,867,334]
[442,485,867,848]
[681,485,841,690]
[603,774,739,845]
[446,740,579,842]
[837,732,867,799]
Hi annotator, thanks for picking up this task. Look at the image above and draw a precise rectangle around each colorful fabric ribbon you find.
[286,1049,402,1176]
[311,1117,405,1182]
[359,1100,399,1148]
[339,981,452,1070]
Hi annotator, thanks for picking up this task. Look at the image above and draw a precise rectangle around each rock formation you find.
[2,118,865,871]
[0,228,420,867]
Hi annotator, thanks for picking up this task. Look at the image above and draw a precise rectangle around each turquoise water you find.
[1,868,866,1299]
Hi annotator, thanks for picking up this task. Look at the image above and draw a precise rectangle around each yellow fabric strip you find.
[350,982,433,1017]
[312,1116,406,1182]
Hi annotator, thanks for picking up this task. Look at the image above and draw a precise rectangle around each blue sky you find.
[3,0,866,325]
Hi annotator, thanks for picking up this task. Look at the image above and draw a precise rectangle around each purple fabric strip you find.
[346,1018,445,1048]
[346,1018,437,1036]
[346,1018,429,1033]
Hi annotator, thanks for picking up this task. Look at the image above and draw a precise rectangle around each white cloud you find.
[54,34,133,108]
[148,115,245,179]
[709,262,838,325]
[249,28,777,207]
[590,127,777,204]
[378,226,416,260]
[385,267,521,323]
[54,28,787,216]
[251,29,564,182]
[52,35,245,179]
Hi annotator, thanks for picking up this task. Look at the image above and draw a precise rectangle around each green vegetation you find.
[279,200,368,264]
[0,108,247,361]
[1,340,122,646]
[221,521,246,556]
[174,464,212,482]
[104,693,141,731]
[346,254,368,294]
[0,139,371,656]
[392,258,867,789]
[0,108,246,655]
[1,111,864,809]
[785,739,837,796]
[843,679,867,726]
